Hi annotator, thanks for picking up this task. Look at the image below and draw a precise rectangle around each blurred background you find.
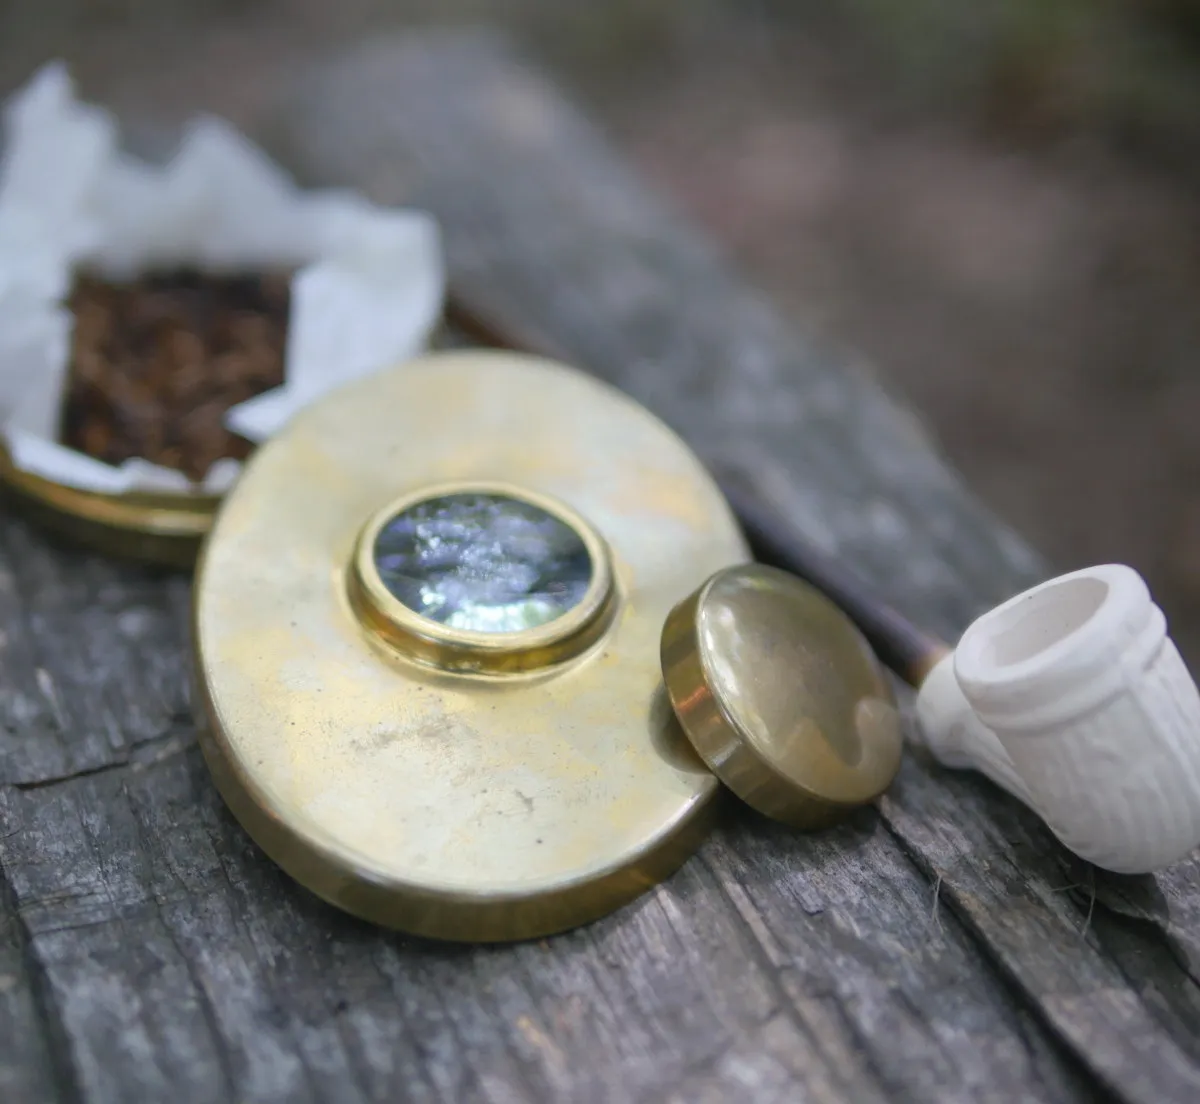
[2,0,1199,663]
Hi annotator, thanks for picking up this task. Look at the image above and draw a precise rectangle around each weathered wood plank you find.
[884,762,1200,1099]
[0,29,1191,1103]
[0,522,192,787]
[0,850,61,1102]
[0,706,1096,1103]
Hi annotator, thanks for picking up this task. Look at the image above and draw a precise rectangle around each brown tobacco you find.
[60,270,290,483]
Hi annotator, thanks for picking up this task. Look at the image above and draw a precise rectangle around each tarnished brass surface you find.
[193,350,748,942]
[0,440,217,567]
[662,563,902,828]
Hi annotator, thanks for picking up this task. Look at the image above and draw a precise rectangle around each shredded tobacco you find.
[60,270,290,482]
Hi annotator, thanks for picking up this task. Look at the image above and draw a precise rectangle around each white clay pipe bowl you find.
[915,564,1200,873]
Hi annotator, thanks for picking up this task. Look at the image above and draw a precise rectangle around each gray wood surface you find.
[1,30,1198,1103]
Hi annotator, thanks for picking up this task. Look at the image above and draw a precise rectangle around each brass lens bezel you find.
[348,480,618,674]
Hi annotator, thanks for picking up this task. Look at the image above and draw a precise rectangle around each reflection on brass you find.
[0,440,216,567]
[193,350,748,942]
[662,563,902,828]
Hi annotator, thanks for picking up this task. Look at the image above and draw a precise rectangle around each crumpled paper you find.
[0,62,445,494]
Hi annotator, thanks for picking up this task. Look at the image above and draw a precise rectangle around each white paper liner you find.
[0,62,445,494]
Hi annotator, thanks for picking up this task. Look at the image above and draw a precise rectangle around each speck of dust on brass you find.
[192,350,749,943]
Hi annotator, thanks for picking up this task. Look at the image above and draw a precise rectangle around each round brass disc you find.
[0,440,217,567]
[192,350,748,942]
[661,563,902,828]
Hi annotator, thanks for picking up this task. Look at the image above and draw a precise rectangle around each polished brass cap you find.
[661,563,903,828]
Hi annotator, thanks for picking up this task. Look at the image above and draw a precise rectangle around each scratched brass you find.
[661,563,902,828]
[193,350,748,942]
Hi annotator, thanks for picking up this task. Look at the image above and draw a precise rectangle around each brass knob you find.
[662,563,903,828]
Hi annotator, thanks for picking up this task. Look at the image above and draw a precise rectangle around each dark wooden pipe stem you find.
[444,295,564,362]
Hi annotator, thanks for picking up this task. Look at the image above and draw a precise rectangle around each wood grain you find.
[0,31,1195,1102]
